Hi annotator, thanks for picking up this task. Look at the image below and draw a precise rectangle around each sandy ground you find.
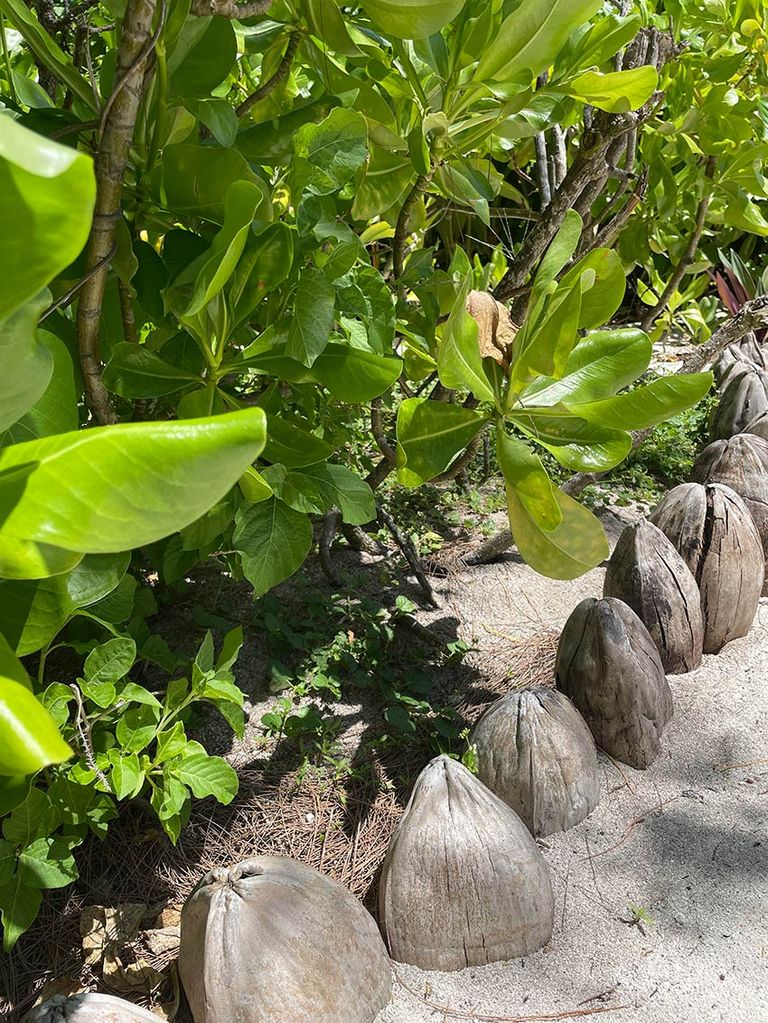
[375,514,768,1023]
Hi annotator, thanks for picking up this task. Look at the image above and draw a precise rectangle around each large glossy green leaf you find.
[268,462,375,524]
[0,118,96,319]
[313,344,402,401]
[263,415,334,468]
[559,249,625,330]
[150,144,271,224]
[513,278,582,385]
[531,209,582,300]
[0,553,129,654]
[286,267,336,367]
[230,223,295,328]
[438,280,498,404]
[359,0,466,39]
[293,108,368,196]
[0,0,97,110]
[2,332,78,443]
[563,67,658,113]
[103,343,200,398]
[0,634,28,688]
[521,329,651,406]
[507,486,609,580]
[233,498,313,597]
[0,409,267,555]
[0,294,53,432]
[0,678,72,775]
[396,398,488,486]
[351,146,413,221]
[0,537,83,581]
[509,409,632,471]
[477,0,602,82]
[568,373,714,430]
[169,16,237,98]
[496,427,561,531]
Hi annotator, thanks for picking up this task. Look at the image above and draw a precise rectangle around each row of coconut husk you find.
[25,335,768,1023]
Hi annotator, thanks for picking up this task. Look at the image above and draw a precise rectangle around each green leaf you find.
[351,145,413,221]
[559,249,625,330]
[359,0,466,38]
[563,67,658,113]
[85,637,137,687]
[286,268,336,367]
[531,209,583,300]
[513,278,582,384]
[477,0,602,83]
[520,329,651,406]
[282,463,376,525]
[103,344,200,399]
[506,486,609,580]
[118,682,162,708]
[496,427,561,532]
[174,754,238,804]
[233,498,313,597]
[0,679,71,775]
[0,553,129,655]
[0,839,14,884]
[0,294,53,432]
[0,117,96,318]
[2,332,78,443]
[2,788,59,845]
[0,0,97,111]
[229,223,295,328]
[0,776,31,817]
[509,409,633,471]
[155,723,188,763]
[115,705,160,754]
[78,677,116,709]
[312,343,402,402]
[18,835,78,890]
[195,98,238,147]
[263,415,334,468]
[0,873,42,951]
[174,181,267,319]
[0,537,83,582]
[169,17,237,99]
[396,398,488,487]
[0,633,29,688]
[108,752,143,800]
[0,408,267,556]
[293,108,368,195]
[568,373,714,430]
[217,626,244,672]
[438,280,498,404]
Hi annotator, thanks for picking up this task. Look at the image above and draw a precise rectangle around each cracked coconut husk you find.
[603,519,704,675]
[378,755,554,972]
[555,597,673,770]
[650,482,764,653]
[24,993,164,1022]
[470,688,600,837]
[709,367,768,439]
[178,855,392,1023]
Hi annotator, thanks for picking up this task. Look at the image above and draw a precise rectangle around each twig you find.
[432,431,483,483]
[378,505,438,608]
[40,243,117,320]
[235,30,300,118]
[340,523,387,555]
[393,172,433,280]
[70,683,111,790]
[583,796,678,861]
[190,0,270,15]
[370,397,397,463]
[77,0,164,424]
[640,156,716,332]
[395,971,631,1022]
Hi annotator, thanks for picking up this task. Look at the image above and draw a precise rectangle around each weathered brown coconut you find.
[555,597,673,769]
[24,994,163,1022]
[379,755,553,971]
[743,409,768,440]
[179,857,391,1023]
[714,334,766,387]
[470,688,600,836]
[710,368,768,439]
[603,519,704,674]
[691,433,768,592]
[650,482,764,652]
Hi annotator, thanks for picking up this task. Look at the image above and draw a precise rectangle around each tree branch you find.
[235,30,300,118]
[77,0,163,423]
[393,172,433,280]
[640,156,716,332]
[189,0,270,16]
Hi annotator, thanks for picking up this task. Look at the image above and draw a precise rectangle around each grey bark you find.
[690,433,768,594]
[556,597,673,769]
[603,519,704,674]
[470,688,601,837]
[378,755,553,971]
[650,483,764,653]
[179,857,392,1023]
[709,368,768,440]
[24,994,163,1022]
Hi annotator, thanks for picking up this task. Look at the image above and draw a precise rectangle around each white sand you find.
[376,538,768,1023]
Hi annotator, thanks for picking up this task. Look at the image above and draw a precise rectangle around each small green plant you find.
[0,629,245,951]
